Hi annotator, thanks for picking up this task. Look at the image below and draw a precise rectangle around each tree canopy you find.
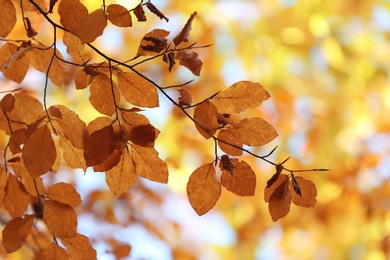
[1,0,390,259]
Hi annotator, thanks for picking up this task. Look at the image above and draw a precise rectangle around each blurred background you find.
[2,0,390,259]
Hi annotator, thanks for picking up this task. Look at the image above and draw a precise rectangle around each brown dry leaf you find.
[24,17,38,38]
[221,159,256,196]
[163,52,176,72]
[84,125,117,166]
[46,182,82,208]
[75,68,90,89]
[117,70,159,108]
[175,51,203,76]
[186,163,221,216]
[178,89,192,107]
[4,174,30,218]
[129,124,157,147]
[39,243,68,260]
[0,42,30,83]
[22,124,57,178]
[217,129,243,156]
[290,177,317,207]
[90,72,120,116]
[58,0,88,35]
[48,0,59,13]
[2,214,34,253]
[106,150,136,198]
[264,174,289,202]
[146,2,168,22]
[62,233,97,260]
[133,5,146,22]
[49,105,87,148]
[216,81,271,113]
[173,12,197,46]
[0,0,16,38]
[268,178,291,221]
[266,164,284,188]
[59,136,87,171]
[76,9,107,43]
[26,47,65,86]
[137,29,169,56]
[93,148,123,172]
[131,144,168,184]
[0,93,15,112]
[107,4,132,27]
[63,31,85,64]
[193,101,218,139]
[43,200,77,238]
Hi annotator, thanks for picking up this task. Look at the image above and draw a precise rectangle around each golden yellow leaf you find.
[107,4,132,27]
[0,0,16,38]
[4,174,30,218]
[193,101,218,139]
[268,178,291,222]
[137,29,169,56]
[76,9,107,43]
[131,144,168,183]
[84,125,116,166]
[63,31,85,64]
[175,51,202,76]
[62,233,97,260]
[217,129,243,156]
[2,214,34,254]
[221,159,256,196]
[89,72,119,116]
[290,177,317,207]
[186,163,221,216]
[46,182,82,208]
[22,124,57,178]
[43,200,77,238]
[0,42,30,83]
[216,81,271,113]
[39,243,68,260]
[106,150,136,198]
[117,70,159,108]
[58,0,88,35]
[59,136,87,171]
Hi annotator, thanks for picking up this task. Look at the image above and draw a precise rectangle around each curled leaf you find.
[133,5,146,22]
[291,174,302,196]
[173,12,197,46]
[146,2,168,22]
[175,51,203,76]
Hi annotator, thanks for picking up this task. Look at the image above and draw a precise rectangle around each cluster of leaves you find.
[0,0,326,258]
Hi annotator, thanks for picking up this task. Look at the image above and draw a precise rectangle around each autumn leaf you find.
[0,93,15,112]
[117,70,159,108]
[2,214,34,253]
[0,0,17,38]
[0,168,8,208]
[128,124,157,147]
[107,4,132,27]
[3,174,30,217]
[75,8,107,43]
[39,243,68,260]
[89,72,120,116]
[217,129,243,156]
[0,42,30,83]
[22,124,57,178]
[216,81,271,113]
[178,89,192,107]
[219,154,235,175]
[175,51,203,76]
[146,2,169,22]
[46,182,82,208]
[268,178,291,222]
[106,150,136,198]
[173,12,197,46]
[93,149,123,172]
[194,101,219,139]
[62,233,97,260]
[221,159,256,196]
[133,5,146,22]
[137,29,169,56]
[13,161,46,196]
[59,136,87,171]
[63,31,85,64]
[131,144,168,183]
[58,0,88,34]
[266,163,284,188]
[290,177,317,207]
[24,17,38,38]
[75,68,90,89]
[43,200,77,238]
[264,174,289,202]
[84,125,117,166]
[187,163,221,216]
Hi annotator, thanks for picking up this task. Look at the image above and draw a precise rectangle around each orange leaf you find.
[173,12,197,46]
[264,174,289,202]
[217,129,243,156]
[178,89,192,107]
[89,72,119,116]
[106,150,136,198]
[76,8,107,43]
[75,68,90,89]
[0,168,8,208]
[0,93,15,112]
[4,174,30,217]
[40,243,68,260]
[7,93,43,127]
[290,177,317,207]
[43,200,77,238]
[84,125,116,166]
[46,182,82,208]
[58,0,88,34]
[62,233,97,259]
[268,178,291,221]
[175,51,203,76]
[22,124,57,178]
[129,124,157,147]
[131,144,168,184]
[221,159,256,196]
[216,81,271,113]
[117,70,159,108]
[59,136,87,171]
[107,4,132,27]
[137,29,169,56]
[0,0,16,38]
[13,161,46,196]
[93,149,123,172]
[186,163,221,216]
[2,214,34,253]
[63,31,85,64]
[0,42,30,83]
[193,101,218,139]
